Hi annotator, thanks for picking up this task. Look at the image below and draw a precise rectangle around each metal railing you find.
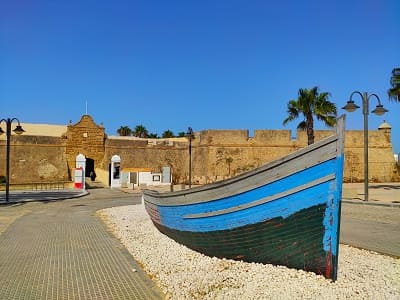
[0,181,73,191]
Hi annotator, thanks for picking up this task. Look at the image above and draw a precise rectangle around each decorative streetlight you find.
[0,118,25,202]
[186,127,194,188]
[342,91,388,202]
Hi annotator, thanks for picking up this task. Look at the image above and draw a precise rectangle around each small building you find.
[121,167,171,189]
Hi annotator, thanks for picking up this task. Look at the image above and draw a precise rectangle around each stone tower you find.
[65,115,106,177]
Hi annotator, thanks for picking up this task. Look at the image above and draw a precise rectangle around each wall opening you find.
[85,158,94,177]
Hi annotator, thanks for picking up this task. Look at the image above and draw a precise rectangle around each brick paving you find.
[0,190,164,299]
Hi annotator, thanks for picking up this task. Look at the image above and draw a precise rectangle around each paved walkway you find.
[342,182,400,207]
[0,189,164,300]
[0,183,398,299]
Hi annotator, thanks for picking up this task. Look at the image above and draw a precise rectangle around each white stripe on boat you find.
[183,173,336,219]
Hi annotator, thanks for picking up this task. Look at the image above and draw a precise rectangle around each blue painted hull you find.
[152,203,332,276]
[144,117,345,280]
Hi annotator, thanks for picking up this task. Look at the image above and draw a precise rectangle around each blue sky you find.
[1,0,399,153]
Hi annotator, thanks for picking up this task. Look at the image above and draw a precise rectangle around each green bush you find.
[0,176,6,184]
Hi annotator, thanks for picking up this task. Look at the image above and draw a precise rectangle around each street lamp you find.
[186,127,194,188]
[342,91,388,202]
[0,118,25,202]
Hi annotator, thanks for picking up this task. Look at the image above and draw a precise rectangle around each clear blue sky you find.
[1,0,399,153]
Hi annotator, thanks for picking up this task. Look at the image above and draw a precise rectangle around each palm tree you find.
[162,130,174,138]
[133,125,148,138]
[117,126,132,136]
[148,133,158,138]
[388,68,400,102]
[283,86,337,145]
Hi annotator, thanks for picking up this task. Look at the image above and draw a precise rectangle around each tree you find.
[117,126,132,136]
[148,133,158,138]
[388,68,400,102]
[133,125,148,138]
[177,132,186,137]
[162,130,174,138]
[283,86,337,145]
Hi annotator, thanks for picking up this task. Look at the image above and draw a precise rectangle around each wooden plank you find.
[154,203,332,278]
[183,173,336,219]
[144,140,338,206]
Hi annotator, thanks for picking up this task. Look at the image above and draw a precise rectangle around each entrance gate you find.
[85,157,95,177]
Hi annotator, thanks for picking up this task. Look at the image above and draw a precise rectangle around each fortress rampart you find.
[1,115,398,186]
[0,135,69,183]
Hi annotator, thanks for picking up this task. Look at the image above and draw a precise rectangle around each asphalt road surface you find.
[340,202,400,257]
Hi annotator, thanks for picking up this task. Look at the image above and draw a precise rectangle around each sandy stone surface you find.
[0,123,67,139]
[99,204,400,299]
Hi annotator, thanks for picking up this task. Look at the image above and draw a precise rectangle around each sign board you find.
[74,167,84,189]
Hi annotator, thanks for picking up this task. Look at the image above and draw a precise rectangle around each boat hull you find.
[152,203,332,275]
[143,116,345,280]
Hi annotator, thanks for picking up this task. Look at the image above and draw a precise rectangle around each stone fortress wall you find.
[1,115,399,186]
[0,135,69,183]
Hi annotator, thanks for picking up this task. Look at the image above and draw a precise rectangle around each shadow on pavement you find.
[369,184,400,190]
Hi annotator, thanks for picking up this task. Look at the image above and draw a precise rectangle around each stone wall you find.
[65,115,106,174]
[0,135,68,183]
[104,137,188,184]
[343,129,396,182]
[1,115,398,186]
[189,128,398,184]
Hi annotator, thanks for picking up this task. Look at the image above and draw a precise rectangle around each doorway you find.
[85,158,95,178]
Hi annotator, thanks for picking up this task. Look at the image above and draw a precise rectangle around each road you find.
[340,202,400,257]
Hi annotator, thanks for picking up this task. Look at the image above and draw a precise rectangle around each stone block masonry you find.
[0,115,398,186]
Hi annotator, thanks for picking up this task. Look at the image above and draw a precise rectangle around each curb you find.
[342,198,400,208]
[0,190,89,205]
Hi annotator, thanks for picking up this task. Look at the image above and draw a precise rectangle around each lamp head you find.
[13,125,25,135]
[371,104,388,116]
[342,100,360,113]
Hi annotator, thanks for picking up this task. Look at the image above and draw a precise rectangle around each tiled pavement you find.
[0,189,164,299]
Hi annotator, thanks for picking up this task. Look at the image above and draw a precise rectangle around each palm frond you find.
[282,100,300,125]
[283,86,338,144]
[388,87,400,102]
[388,68,400,102]
[297,121,307,130]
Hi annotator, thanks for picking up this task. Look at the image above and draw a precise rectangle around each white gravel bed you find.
[99,204,400,300]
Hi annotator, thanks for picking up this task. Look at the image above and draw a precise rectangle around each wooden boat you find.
[143,116,345,281]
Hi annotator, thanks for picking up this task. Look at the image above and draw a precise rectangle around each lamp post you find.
[342,92,388,202]
[186,127,194,188]
[0,118,25,202]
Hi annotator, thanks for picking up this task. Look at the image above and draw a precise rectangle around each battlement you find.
[0,115,398,185]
